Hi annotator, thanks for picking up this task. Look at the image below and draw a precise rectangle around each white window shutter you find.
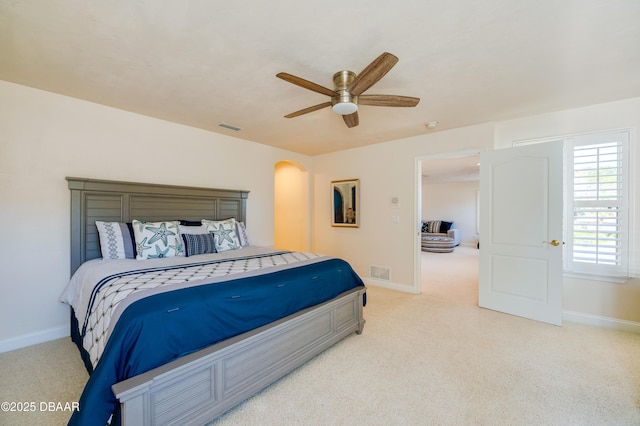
[567,132,629,278]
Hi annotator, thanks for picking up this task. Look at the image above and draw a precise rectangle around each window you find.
[565,131,630,279]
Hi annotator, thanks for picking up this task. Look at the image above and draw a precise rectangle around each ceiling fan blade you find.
[276,72,336,97]
[342,111,359,128]
[348,52,399,96]
[284,102,332,118]
[358,94,420,107]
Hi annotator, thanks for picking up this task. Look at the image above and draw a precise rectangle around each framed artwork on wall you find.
[331,179,359,227]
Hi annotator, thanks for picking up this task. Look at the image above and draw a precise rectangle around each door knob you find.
[544,240,562,246]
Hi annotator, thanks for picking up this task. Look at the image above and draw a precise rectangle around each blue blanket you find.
[68,257,364,425]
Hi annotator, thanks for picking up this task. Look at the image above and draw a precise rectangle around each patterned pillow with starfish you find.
[132,220,184,259]
[202,218,242,252]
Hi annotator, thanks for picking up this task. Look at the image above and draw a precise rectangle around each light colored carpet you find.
[0,335,88,426]
[1,247,639,425]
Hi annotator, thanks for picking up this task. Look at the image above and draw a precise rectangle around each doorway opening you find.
[416,151,481,294]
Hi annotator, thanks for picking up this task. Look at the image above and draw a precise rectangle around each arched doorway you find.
[274,161,309,252]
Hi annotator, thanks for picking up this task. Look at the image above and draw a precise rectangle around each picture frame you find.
[331,179,359,227]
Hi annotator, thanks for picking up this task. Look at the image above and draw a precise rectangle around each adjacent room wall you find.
[0,81,311,352]
[421,179,479,248]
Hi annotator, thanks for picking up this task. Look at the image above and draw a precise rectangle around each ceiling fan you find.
[276,52,420,128]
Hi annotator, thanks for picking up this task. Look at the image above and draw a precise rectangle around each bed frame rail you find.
[112,287,365,426]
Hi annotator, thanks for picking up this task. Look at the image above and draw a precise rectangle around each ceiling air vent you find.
[217,122,242,132]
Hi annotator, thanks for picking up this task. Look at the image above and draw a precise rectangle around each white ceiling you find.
[2,1,639,156]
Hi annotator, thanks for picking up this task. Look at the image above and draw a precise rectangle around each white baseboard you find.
[0,325,69,353]
[363,278,420,294]
[563,310,640,334]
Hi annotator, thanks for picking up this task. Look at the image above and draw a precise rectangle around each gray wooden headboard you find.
[67,177,249,274]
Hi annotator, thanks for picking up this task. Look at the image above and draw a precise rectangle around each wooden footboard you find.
[112,287,366,426]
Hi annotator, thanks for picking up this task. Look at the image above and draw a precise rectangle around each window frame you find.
[564,131,630,279]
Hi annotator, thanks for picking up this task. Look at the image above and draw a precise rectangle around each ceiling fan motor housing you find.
[332,70,358,114]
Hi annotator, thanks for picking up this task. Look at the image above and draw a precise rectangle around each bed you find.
[62,177,366,426]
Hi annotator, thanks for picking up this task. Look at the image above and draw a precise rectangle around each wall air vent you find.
[370,265,390,281]
[217,122,242,132]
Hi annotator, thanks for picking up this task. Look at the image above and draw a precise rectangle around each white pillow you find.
[202,218,241,252]
[132,220,183,259]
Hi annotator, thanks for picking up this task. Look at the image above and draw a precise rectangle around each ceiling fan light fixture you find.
[331,70,358,115]
[332,101,358,115]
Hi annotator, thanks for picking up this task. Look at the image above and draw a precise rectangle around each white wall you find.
[4,79,638,351]
[0,81,311,352]
[312,123,495,293]
[421,179,479,247]
[314,96,640,327]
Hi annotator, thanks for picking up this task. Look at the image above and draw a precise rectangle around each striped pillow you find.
[95,221,135,259]
[427,220,442,233]
[235,221,250,247]
[181,233,217,257]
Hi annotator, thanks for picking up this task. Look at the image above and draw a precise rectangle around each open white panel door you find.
[479,142,563,325]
